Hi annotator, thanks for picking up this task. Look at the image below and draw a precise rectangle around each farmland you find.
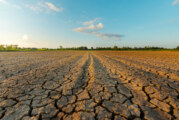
[0,51,178,120]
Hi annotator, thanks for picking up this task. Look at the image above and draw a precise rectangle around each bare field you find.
[0,51,178,120]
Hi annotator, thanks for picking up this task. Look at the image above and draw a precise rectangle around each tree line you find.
[0,45,179,51]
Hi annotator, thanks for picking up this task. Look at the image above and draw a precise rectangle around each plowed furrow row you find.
[0,51,178,120]
[93,53,178,120]
[103,54,179,79]
[0,53,87,120]
[0,52,77,82]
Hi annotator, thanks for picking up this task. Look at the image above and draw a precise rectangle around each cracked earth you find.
[0,51,178,120]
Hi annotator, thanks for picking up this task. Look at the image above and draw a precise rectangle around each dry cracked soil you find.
[0,51,178,120]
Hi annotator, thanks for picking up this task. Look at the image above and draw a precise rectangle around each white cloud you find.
[25,2,63,13]
[172,0,178,5]
[96,23,104,29]
[0,0,21,9]
[0,0,6,4]
[73,19,122,40]
[46,2,63,12]
[25,4,42,12]
[83,18,101,25]
[73,22,104,32]
[22,34,28,41]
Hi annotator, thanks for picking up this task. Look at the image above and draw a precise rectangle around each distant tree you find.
[113,45,118,50]
[122,46,132,50]
[5,45,13,51]
[38,48,48,51]
[91,47,94,50]
[176,46,179,50]
[0,45,4,51]
[96,47,112,50]
[59,46,63,49]
[11,45,18,50]
[76,46,88,50]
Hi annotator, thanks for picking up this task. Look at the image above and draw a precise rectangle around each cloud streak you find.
[83,18,101,25]
[46,2,63,12]
[25,4,42,12]
[73,18,123,40]
[0,0,21,9]
[25,1,63,13]
[172,0,178,5]
[73,23,104,32]
[0,0,6,4]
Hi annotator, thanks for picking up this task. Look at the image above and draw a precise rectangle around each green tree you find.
[11,45,18,50]
[59,46,63,49]
[5,45,13,51]
[176,46,179,50]
[113,45,118,50]
[77,46,88,50]
[0,45,4,51]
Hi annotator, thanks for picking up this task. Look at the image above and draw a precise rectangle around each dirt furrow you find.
[0,52,78,82]
[101,53,179,81]
[0,51,178,120]
[0,53,88,120]
[93,53,178,120]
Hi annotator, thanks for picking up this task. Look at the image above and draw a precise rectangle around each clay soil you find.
[0,51,178,120]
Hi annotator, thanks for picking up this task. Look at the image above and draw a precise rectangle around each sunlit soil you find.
[0,51,178,120]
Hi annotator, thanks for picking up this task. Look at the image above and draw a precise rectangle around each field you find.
[0,51,178,120]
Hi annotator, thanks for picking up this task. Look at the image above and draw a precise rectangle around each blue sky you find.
[0,0,179,48]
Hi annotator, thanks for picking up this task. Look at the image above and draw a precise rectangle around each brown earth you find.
[0,51,178,120]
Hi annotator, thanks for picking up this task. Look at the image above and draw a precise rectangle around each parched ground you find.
[0,51,178,120]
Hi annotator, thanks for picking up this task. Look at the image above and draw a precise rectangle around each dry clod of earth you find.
[0,51,179,120]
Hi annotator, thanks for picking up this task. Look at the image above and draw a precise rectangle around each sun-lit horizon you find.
[0,0,179,48]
